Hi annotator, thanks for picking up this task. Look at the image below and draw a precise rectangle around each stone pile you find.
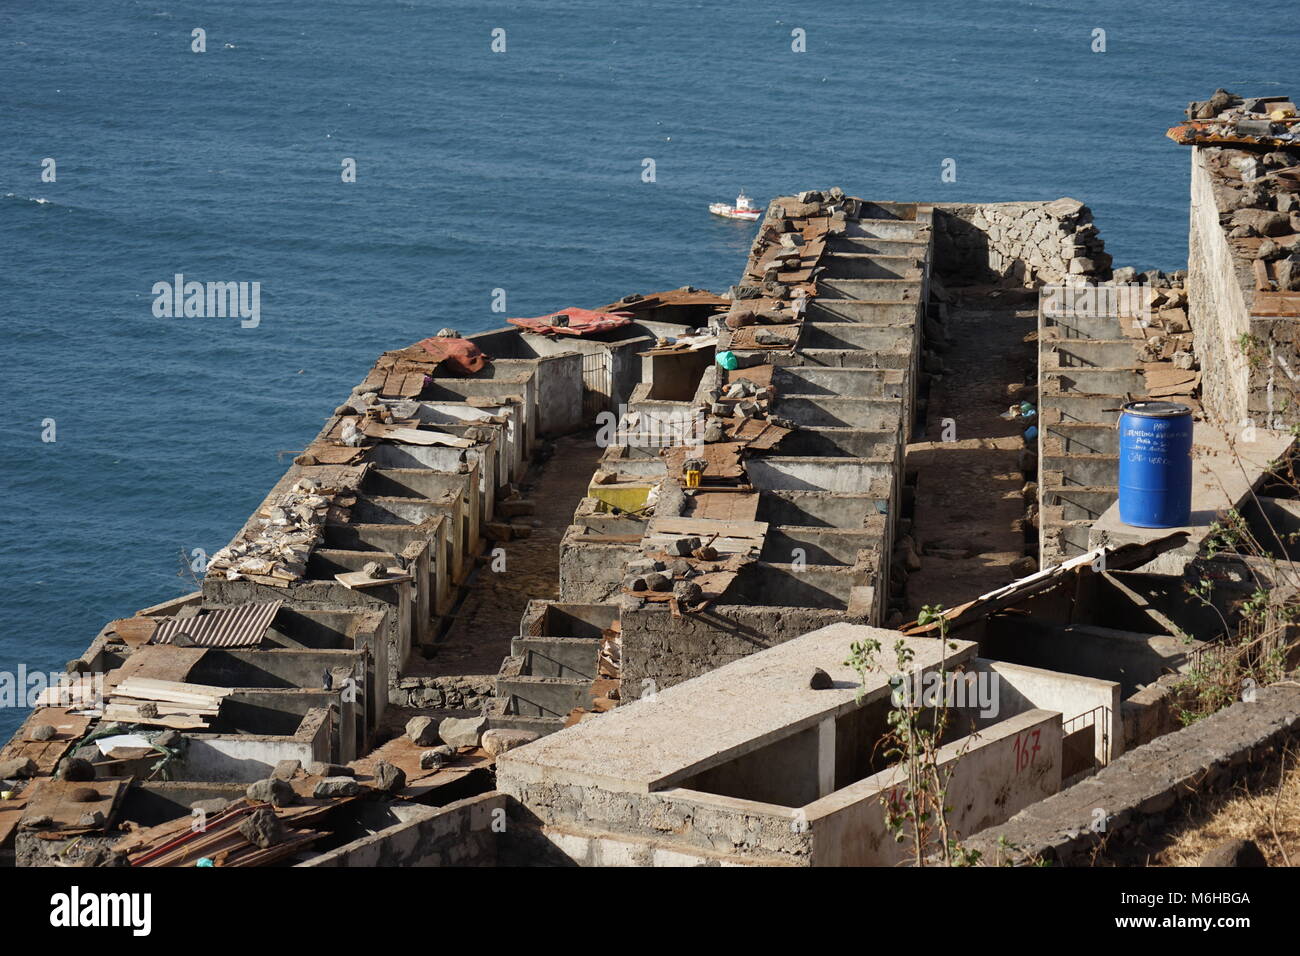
[207,477,355,586]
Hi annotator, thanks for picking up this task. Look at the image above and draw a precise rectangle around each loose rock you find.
[481,728,540,757]
[238,807,285,849]
[1199,838,1267,868]
[246,776,298,807]
[0,758,37,780]
[406,716,439,746]
[438,715,486,748]
[313,777,361,798]
[57,757,95,782]
[372,760,406,794]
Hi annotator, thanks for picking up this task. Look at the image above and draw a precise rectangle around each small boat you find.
[709,190,762,221]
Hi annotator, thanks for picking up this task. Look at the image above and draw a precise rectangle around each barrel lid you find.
[1121,400,1191,419]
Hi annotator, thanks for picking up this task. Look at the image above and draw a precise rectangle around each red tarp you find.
[508,308,633,337]
[415,336,488,375]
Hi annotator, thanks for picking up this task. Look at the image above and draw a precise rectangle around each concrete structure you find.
[8,103,1300,866]
[496,622,1126,866]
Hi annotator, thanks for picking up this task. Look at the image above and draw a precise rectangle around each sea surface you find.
[0,0,1296,735]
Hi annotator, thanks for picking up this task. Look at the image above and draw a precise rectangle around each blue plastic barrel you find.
[1118,401,1193,528]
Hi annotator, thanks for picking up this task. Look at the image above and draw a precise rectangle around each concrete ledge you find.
[961,685,1300,866]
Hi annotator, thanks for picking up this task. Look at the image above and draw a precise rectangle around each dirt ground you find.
[405,431,602,677]
[905,291,1038,614]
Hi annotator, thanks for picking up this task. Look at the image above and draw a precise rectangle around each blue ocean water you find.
[0,0,1295,736]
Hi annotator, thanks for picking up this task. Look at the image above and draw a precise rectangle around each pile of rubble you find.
[206,477,355,586]
[1173,89,1300,148]
[1172,89,1300,292]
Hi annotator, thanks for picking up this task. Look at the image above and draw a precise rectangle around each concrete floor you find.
[407,431,603,677]
[905,293,1037,612]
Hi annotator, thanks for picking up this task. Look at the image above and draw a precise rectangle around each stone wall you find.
[933,199,1111,287]
[301,792,505,867]
[390,673,495,711]
[1188,147,1255,426]
[619,604,852,700]
[1188,146,1300,427]
[498,777,812,865]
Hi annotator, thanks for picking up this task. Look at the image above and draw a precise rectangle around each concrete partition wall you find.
[415,401,525,483]
[806,709,1063,866]
[971,658,1122,765]
[363,437,498,522]
[559,526,644,603]
[497,626,983,865]
[207,573,415,702]
[172,707,333,783]
[363,467,481,572]
[746,457,894,493]
[471,328,653,420]
[981,617,1198,697]
[428,364,537,447]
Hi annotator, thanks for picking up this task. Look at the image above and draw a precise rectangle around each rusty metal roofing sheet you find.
[153,601,282,648]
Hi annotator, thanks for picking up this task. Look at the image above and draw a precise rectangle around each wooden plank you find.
[102,706,209,730]
[116,676,232,695]
[20,777,129,832]
[0,708,91,775]
[380,427,473,447]
[686,491,761,523]
[1253,292,1300,317]
[102,646,209,696]
[335,568,413,590]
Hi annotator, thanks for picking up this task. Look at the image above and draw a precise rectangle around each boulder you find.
[809,668,834,690]
[481,729,540,757]
[190,798,229,817]
[372,760,406,794]
[246,776,297,807]
[1231,208,1290,237]
[238,808,285,849]
[271,759,301,780]
[672,580,704,604]
[405,716,439,746]
[57,757,95,782]
[0,757,37,780]
[419,750,446,771]
[643,572,670,592]
[437,715,486,749]
[313,777,361,799]
[1199,838,1267,867]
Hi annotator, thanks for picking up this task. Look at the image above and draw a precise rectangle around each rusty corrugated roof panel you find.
[153,600,282,648]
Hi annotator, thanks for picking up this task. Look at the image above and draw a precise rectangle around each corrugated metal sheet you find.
[152,601,282,648]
